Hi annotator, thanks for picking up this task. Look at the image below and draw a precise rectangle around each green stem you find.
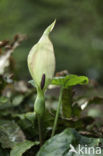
[37,115,43,146]
[34,89,45,146]
[51,87,63,137]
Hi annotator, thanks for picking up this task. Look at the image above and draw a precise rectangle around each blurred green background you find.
[0,0,103,82]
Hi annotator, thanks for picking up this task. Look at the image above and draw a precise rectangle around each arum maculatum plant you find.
[27,20,56,145]
[27,20,89,145]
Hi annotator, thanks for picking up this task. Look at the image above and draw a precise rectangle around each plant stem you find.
[37,115,43,146]
[34,89,45,146]
[51,87,63,137]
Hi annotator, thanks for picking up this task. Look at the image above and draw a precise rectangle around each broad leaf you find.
[10,140,39,156]
[12,112,36,124]
[0,120,25,148]
[0,96,11,109]
[11,95,24,106]
[51,74,88,88]
[0,95,24,110]
[37,128,103,156]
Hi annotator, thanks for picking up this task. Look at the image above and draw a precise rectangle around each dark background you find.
[0,0,103,82]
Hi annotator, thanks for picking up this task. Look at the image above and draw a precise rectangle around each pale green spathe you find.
[27,20,56,90]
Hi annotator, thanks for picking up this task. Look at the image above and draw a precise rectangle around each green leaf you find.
[0,96,11,109]
[51,74,88,88]
[12,95,24,106]
[12,112,36,123]
[62,88,73,118]
[0,95,24,110]
[0,96,8,103]
[37,128,103,156]
[10,140,39,156]
[0,120,25,148]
